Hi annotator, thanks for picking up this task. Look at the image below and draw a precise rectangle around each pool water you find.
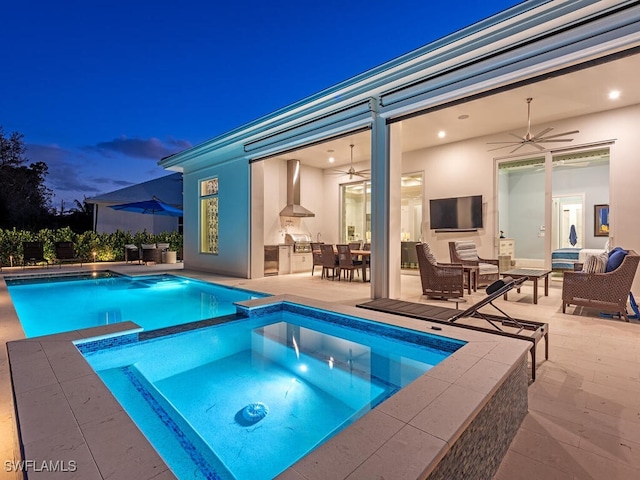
[6,273,265,337]
[80,303,465,479]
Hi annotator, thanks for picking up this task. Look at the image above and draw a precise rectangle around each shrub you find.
[0,228,183,266]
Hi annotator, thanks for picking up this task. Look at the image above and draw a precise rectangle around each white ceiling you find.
[272,53,640,170]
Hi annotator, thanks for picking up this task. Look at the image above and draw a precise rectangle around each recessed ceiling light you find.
[458,114,469,120]
[328,156,335,163]
[438,131,446,139]
[609,90,620,100]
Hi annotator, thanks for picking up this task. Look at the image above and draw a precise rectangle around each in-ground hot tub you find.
[8,294,529,479]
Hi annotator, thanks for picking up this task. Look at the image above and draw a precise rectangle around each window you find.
[341,181,371,243]
[200,178,219,254]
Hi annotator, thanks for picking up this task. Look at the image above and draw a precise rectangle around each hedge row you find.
[0,227,183,266]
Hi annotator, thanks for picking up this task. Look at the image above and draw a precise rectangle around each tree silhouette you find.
[0,126,53,229]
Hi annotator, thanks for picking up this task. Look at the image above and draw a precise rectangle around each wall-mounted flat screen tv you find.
[429,195,483,230]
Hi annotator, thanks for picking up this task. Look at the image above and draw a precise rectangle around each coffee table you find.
[501,268,552,304]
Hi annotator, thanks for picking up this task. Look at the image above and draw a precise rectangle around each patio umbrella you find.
[108,198,183,217]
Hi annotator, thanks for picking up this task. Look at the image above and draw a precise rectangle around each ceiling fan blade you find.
[536,139,575,143]
[509,143,526,154]
[532,127,553,138]
[529,142,546,151]
[487,143,520,152]
[508,133,526,141]
[486,141,524,145]
[538,130,580,140]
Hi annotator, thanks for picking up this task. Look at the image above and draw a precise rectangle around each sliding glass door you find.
[341,181,371,244]
[497,157,546,267]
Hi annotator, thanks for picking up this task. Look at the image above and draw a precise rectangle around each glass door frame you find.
[494,142,614,269]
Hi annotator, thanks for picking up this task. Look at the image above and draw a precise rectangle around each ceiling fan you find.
[487,97,579,153]
[331,144,370,179]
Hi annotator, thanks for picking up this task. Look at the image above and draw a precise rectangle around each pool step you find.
[129,275,185,288]
[121,365,233,479]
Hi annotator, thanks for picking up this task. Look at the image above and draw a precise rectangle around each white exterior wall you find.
[183,157,250,277]
[94,206,178,234]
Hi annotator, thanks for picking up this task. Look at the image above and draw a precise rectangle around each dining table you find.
[350,250,371,282]
[313,248,371,282]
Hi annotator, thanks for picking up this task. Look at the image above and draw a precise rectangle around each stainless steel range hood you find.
[279,159,315,217]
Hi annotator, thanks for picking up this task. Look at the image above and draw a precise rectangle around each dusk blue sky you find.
[2,1,519,210]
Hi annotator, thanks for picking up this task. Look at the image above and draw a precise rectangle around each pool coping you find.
[7,294,530,480]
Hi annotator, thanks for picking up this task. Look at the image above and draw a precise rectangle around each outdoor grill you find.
[284,233,312,253]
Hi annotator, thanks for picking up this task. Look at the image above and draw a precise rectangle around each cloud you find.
[87,135,192,160]
[26,135,189,209]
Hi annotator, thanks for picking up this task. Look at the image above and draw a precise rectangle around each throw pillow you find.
[421,243,438,266]
[606,247,628,272]
[582,253,607,273]
[455,241,479,261]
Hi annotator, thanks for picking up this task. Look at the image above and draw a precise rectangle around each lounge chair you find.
[54,241,82,268]
[22,241,48,269]
[357,275,549,381]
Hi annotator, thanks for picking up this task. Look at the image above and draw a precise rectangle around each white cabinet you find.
[291,253,312,273]
[498,238,515,271]
[278,246,291,275]
[498,238,515,257]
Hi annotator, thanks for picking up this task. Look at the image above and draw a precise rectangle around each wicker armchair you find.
[416,243,465,299]
[449,241,499,287]
[562,249,639,321]
[141,243,162,264]
[124,244,141,264]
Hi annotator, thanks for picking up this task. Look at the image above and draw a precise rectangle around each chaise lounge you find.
[22,241,48,269]
[54,241,83,268]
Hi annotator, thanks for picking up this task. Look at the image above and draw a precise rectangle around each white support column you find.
[370,106,401,299]
[370,112,388,298]
[388,123,403,299]
[250,161,265,278]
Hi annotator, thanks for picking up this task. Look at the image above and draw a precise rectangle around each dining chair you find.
[320,244,338,280]
[336,244,358,282]
[311,242,323,276]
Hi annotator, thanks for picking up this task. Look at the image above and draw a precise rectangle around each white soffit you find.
[160,0,638,170]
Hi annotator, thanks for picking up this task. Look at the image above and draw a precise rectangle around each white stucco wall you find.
[261,160,325,245]
[94,206,178,234]
[183,157,250,277]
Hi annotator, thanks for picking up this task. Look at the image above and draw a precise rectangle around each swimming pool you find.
[5,272,265,337]
[80,301,465,480]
